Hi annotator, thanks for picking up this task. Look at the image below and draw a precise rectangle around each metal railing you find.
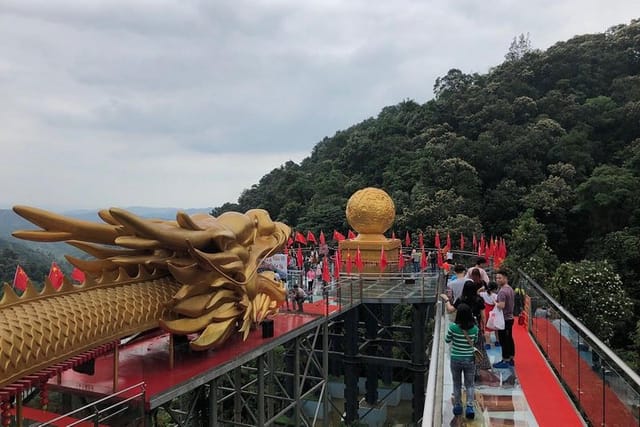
[36,382,146,427]
[517,269,640,426]
[422,271,448,426]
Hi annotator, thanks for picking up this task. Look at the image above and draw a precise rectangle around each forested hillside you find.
[214,20,640,366]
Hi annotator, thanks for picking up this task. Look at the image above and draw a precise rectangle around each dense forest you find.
[213,21,640,367]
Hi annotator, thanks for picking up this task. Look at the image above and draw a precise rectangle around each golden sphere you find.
[345,188,395,235]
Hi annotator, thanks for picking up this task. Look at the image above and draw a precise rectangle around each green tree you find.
[501,210,558,284]
[548,261,632,343]
[505,33,533,62]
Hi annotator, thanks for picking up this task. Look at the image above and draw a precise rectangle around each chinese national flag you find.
[379,246,387,272]
[333,230,346,242]
[419,232,424,248]
[287,237,294,247]
[405,231,411,247]
[306,231,317,244]
[319,231,326,245]
[333,253,341,279]
[435,231,441,249]
[48,262,64,290]
[346,251,353,274]
[355,247,364,273]
[296,246,304,268]
[71,267,85,283]
[322,256,330,282]
[420,246,428,271]
[347,230,356,240]
[459,233,465,250]
[398,247,405,269]
[295,231,307,245]
[437,250,443,268]
[13,265,29,291]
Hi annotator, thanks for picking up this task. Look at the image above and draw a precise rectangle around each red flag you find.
[437,250,443,268]
[446,232,451,250]
[459,233,465,250]
[48,262,64,290]
[420,247,428,271]
[379,246,387,272]
[391,231,396,240]
[287,237,294,247]
[419,232,424,248]
[405,231,411,247]
[71,267,85,283]
[13,265,29,291]
[306,231,317,244]
[435,231,441,249]
[296,246,304,268]
[295,231,307,245]
[355,247,364,272]
[398,247,405,269]
[479,235,485,256]
[319,231,326,245]
[346,251,353,275]
[347,230,356,240]
[322,256,330,282]
[472,233,477,251]
[333,254,341,279]
[333,230,346,242]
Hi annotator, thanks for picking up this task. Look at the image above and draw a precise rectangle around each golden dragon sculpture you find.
[0,206,290,388]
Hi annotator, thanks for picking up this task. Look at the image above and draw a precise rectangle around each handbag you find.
[487,305,505,330]
[462,330,485,365]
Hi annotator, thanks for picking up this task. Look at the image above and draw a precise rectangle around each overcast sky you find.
[1,1,638,211]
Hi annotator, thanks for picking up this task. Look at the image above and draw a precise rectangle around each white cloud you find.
[0,0,638,209]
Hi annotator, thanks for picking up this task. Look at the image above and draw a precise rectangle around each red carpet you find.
[513,323,584,426]
[303,299,339,315]
[530,318,637,427]
[279,299,339,316]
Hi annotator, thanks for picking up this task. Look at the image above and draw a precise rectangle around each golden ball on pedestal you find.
[345,187,395,235]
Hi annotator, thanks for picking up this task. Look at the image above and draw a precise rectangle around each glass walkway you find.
[424,268,640,426]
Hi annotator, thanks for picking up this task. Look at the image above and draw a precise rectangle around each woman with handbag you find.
[443,303,478,419]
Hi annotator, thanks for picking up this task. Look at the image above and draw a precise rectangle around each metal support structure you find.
[365,304,379,405]
[411,303,429,424]
[343,307,360,423]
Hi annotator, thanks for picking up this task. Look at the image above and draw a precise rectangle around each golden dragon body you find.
[0,206,290,388]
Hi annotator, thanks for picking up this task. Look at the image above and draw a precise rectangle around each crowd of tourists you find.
[440,258,520,420]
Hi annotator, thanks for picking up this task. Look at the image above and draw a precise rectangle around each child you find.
[480,281,499,348]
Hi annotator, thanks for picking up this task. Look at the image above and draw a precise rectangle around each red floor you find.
[49,312,322,408]
[513,322,584,426]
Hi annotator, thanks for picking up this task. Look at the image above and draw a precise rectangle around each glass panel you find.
[601,360,640,426]
[517,270,640,427]
[559,321,581,400]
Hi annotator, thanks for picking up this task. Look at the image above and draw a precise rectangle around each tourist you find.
[493,270,515,368]
[465,257,490,284]
[291,284,306,312]
[306,267,316,293]
[411,248,420,273]
[443,303,478,419]
[446,264,467,302]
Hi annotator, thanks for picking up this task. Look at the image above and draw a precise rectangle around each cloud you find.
[1,0,638,208]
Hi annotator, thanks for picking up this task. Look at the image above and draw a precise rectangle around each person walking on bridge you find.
[492,270,515,368]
